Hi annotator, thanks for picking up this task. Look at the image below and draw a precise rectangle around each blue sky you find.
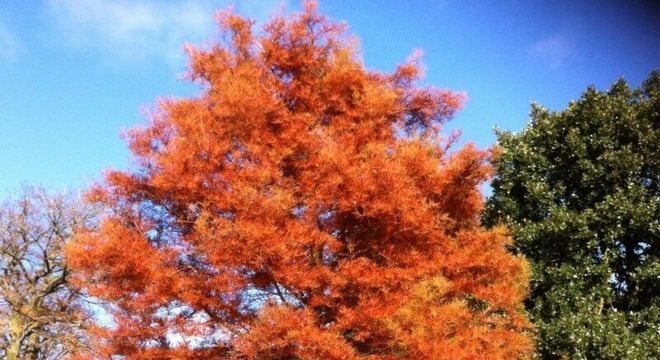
[1,0,658,195]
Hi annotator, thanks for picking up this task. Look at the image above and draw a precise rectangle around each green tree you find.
[484,71,660,359]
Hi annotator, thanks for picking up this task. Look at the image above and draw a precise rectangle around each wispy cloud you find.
[46,0,284,66]
[529,34,575,70]
[0,18,20,61]
[46,0,216,65]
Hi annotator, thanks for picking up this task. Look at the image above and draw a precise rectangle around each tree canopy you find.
[67,2,532,359]
[484,71,660,359]
[0,188,95,360]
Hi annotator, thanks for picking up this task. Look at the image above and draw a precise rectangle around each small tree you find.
[67,2,532,359]
[484,72,660,359]
[0,188,96,360]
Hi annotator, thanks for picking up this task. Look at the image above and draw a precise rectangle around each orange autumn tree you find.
[67,3,533,359]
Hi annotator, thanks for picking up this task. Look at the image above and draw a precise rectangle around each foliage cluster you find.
[485,71,660,359]
[64,3,532,359]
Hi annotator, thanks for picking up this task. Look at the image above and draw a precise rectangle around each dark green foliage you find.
[484,71,660,359]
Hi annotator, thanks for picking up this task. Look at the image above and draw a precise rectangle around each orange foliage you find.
[66,2,532,359]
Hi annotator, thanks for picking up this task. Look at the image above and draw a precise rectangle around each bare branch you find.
[0,187,98,360]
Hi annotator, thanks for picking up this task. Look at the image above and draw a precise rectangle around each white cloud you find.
[0,19,19,61]
[529,34,575,70]
[46,0,284,66]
